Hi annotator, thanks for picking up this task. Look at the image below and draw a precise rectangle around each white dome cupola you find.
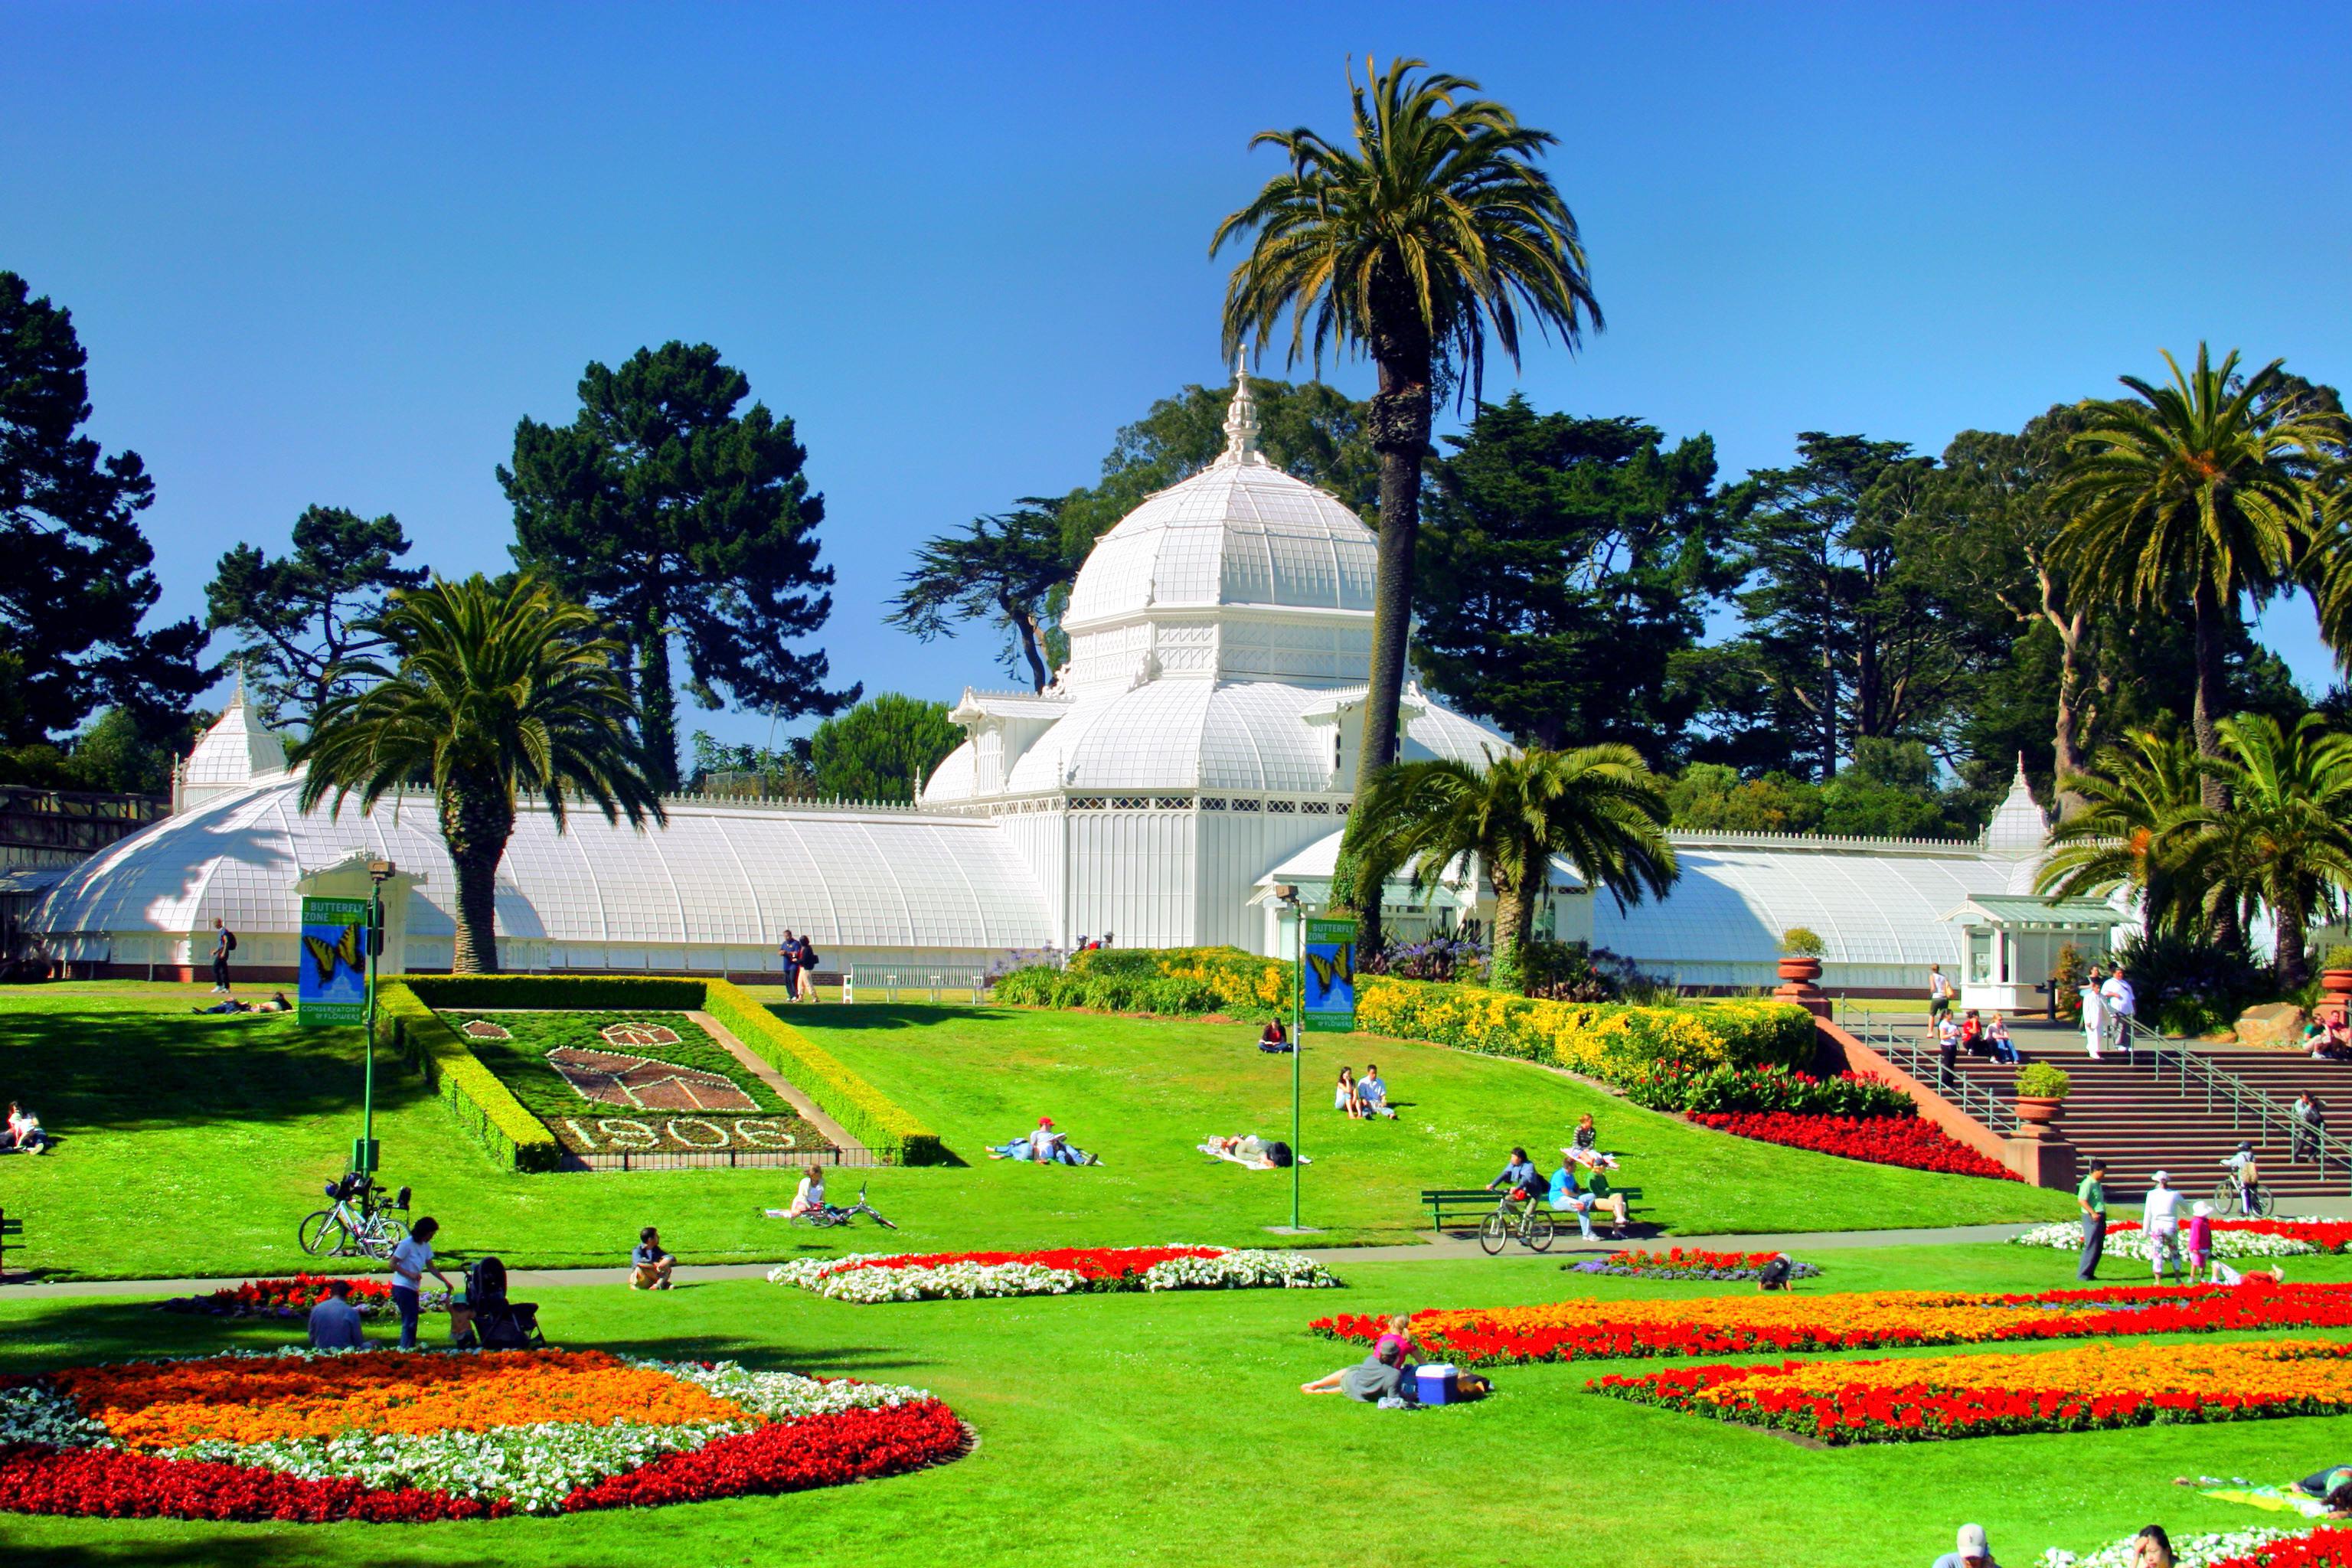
[1060,354,1378,696]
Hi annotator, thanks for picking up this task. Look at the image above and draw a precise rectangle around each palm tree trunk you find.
[2191,580,2243,949]
[1358,361,1431,781]
[439,784,516,974]
[2276,885,2311,991]
[638,614,679,795]
[1489,872,1534,995]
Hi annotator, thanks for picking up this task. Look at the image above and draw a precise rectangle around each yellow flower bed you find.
[1354,976,1810,1083]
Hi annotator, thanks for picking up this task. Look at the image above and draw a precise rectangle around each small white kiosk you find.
[1940,893,2128,1014]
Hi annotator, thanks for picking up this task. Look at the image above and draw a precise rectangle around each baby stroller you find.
[452,1256,545,1350]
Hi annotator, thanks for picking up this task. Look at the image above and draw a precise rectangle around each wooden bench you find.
[1419,1186,1647,1236]
[0,1207,20,1280]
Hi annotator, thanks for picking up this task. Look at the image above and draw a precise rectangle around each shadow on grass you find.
[782,1003,1009,1033]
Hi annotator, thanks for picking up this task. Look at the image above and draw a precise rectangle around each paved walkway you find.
[0,1221,2057,1300]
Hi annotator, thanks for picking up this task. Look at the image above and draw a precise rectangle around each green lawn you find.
[1,1245,2347,1566]
[0,982,2067,1281]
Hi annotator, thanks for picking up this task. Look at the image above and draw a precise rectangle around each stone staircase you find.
[1932,1037,2352,1204]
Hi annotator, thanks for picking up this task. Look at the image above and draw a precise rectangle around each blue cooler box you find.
[1416,1364,1460,1405]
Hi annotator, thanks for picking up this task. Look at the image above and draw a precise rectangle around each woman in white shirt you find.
[2141,1172,2184,1281]
[387,1216,454,1350]
[788,1163,827,1218]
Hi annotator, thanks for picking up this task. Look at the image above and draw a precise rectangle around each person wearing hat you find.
[2142,1171,2184,1281]
[2077,1158,2109,1281]
[1932,1521,2000,1567]
[2187,1199,2216,1279]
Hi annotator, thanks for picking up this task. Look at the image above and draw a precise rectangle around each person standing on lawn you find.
[2077,1158,2109,1281]
[2142,1171,2184,1281]
[209,917,235,994]
[778,930,801,997]
[388,1217,454,1351]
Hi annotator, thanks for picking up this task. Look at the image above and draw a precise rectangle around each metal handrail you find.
[1850,1008,2020,1137]
[2116,1015,2352,1196]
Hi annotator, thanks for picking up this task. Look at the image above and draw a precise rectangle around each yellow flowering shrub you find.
[1354,976,1810,1086]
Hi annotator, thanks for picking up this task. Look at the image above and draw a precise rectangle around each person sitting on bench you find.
[1548,1152,1628,1240]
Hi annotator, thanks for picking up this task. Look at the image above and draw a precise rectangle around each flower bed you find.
[1566,1247,1822,1282]
[0,1348,962,1520]
[2014,1218,2352,1259]
[768,1245,1338,1303]
[157,1275,396,1319]
[1684,1110,2018,1180]
[2043,1524,2316,1568]
[2209,1527,2352,1567]
[1310,1279,2352,1367]
[1620,1062,1913,1117]
[1589,1338,2352,1445]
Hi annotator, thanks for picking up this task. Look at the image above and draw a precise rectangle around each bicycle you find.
[791,1181,897,1230]
[2210,1173,2275,1219]
[1477,1188,1555,1255]
[299,1173,412,1259]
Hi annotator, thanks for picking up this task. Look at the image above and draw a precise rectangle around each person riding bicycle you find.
[1488,1147,1542,1218]
[2224,1142,2262,1210]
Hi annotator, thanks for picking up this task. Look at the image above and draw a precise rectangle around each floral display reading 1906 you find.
[1311,1279,2352,1366]
[1589,1338,2352,1445]
[0,1348,963,1520]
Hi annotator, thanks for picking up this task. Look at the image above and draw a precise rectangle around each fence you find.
[563,1145,880,1173]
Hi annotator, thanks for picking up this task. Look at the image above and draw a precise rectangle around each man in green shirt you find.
[2076,1159,2108,1282]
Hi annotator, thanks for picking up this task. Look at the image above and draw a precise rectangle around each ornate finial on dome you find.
[1221,346,1263,465]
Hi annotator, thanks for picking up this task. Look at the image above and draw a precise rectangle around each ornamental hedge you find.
[374,982,564,1172]
[387,974,946,1168]
[994,946,1290,1018]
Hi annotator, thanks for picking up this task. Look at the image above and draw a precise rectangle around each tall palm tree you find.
[2052,345,2344,810]
[293,573,665,973]
[1214,58,1599,948]
[1351,745,1675,995]
[2198,713,2352,988]
[2035,728,2210,936]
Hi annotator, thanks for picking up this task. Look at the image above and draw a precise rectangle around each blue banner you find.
[297,895,370,1025]
[1302,916,1357,1032]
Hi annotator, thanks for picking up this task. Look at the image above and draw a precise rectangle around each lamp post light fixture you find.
[356,858,394,1176]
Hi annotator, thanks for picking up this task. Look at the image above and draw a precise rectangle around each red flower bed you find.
[832,1246,1223,1280]
[0,1442,496,1522]
[158,1274,395,1318]
[2213,1527,2352,1566]
[1685,1111,2018,1180]
[563,1400,965,1511]
[1311,1278,2352,1367]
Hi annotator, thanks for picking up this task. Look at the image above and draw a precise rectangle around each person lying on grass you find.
[1302,1314,1491,1403]
[1198,1135,1302,1169]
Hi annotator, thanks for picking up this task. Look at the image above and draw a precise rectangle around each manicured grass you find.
[3,1246,2351,1565]
[1,982,2069,1281]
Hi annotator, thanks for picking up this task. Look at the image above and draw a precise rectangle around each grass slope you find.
[2,1246,2350,1566]
[0,983,2067,1281]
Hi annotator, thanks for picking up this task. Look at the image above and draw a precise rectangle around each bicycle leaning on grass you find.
[299,1172,412,1259]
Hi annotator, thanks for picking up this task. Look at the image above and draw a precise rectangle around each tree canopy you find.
[889,500,1070,692]
[808,694,962,804]
[204,504,427,730]
[502,341,856,790]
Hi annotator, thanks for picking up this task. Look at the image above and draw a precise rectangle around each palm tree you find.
[293,573,665,973]
[1214,58,1599,945]
[2035,728,2210,936]
[2198,714,2352,988]
[1351,745,1675,995]
[2052,346,2344,810]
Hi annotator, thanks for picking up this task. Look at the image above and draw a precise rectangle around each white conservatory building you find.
[28,361,2095,997]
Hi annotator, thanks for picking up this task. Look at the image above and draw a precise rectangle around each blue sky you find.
[7,2,2350,749]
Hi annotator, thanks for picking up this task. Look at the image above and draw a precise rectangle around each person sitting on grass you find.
[1257,1019,1291,1053]
[4,1102,47,1155]
[1357,1064,1396,1119]
[631,1225,675,1289]
[306,1278,368,1350]
[1334,1066,1361,1119]
[1570,1112,1599,1154]
[787,1162,827,1215]
[1931,1521,2001,1568]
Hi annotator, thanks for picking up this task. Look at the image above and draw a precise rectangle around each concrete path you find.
[0,1221,2057,1300]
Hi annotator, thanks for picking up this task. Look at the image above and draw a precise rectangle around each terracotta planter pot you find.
[2015,1096,2063,1125]
[1776,956,1823,985]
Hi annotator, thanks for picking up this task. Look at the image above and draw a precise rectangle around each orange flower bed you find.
[1593,1338,2352,1444]
[55,1349,743,1449]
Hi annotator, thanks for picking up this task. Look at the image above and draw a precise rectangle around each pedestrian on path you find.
[2142,1171,2184,1281]
[1927,964,1955,1026]
[2079,972,2107,1061]
[2295,1093,2327,1163]
[2077,1158,2109,1281]
[209,918,236,994]
[2102,966,2136,1054]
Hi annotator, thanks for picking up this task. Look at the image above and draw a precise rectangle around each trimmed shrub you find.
[998,948,1284,1018]
[374,982,563,1171]
[1353,976,1813,1089]
[703,979,946,1166]
[1619,1061,1912,1117]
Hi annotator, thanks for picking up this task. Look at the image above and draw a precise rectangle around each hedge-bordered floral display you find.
[1312,1279,2352,1367]
[768,1245,1338,1303]
[1589,1338,2352,1445]
[1566,1247,1821,1282]
[2014,1218,2352,1259]
[158,1275,398,1319]
[2043,1524,2316,1568]
[2206,1527,2352,1567]
[1684,1111,2018,1180]
[0,1348,962,1520]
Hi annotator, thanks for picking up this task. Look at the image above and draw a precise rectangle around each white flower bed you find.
[2042,1524,2305,1567]
[652,1359,936,1416]
[765,1246,1340,1302]
[2011,1220,2316,1259]
[0,1383,109,1449]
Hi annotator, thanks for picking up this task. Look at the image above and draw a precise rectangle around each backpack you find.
[803,946,821,969]
[223,929,237,952]
[1264,1140,1293,1168]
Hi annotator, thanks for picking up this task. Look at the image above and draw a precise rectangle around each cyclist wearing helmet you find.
[2224,1142,2261,1210]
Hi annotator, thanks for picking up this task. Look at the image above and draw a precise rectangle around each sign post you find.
[298,893,374,1171]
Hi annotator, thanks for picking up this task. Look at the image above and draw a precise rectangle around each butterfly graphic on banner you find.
[1305,951,1351,992]
[303,922,367,986]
